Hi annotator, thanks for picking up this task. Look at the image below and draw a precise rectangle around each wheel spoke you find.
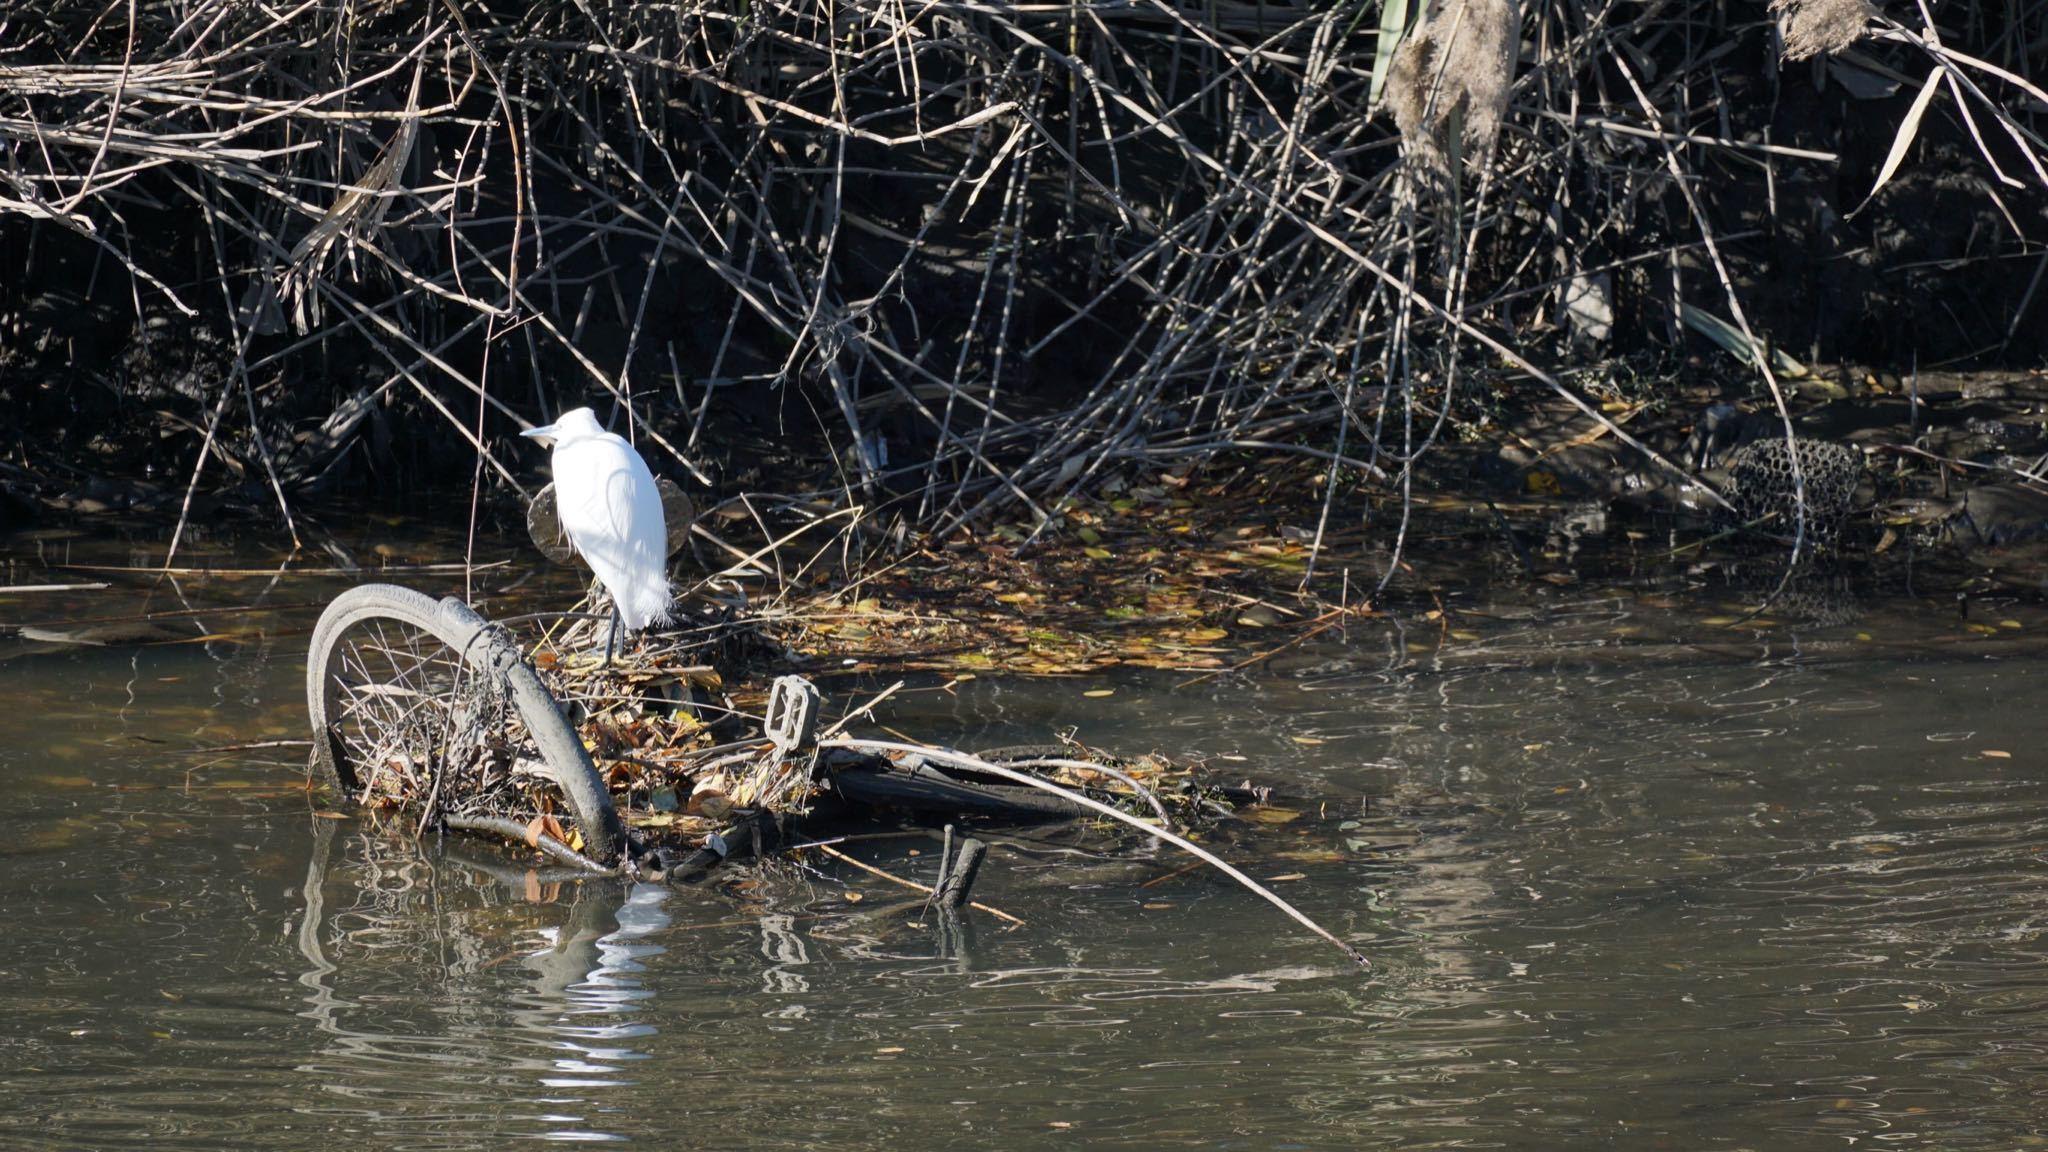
[307,586,624,864]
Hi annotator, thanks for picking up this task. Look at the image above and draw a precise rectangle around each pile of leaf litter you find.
[338,600,1268,870]
[321,590,1367,963]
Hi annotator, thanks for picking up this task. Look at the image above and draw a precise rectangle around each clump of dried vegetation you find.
[1383,0,1519,204]
[0,0,2043,575]
[1772,0,1876,61]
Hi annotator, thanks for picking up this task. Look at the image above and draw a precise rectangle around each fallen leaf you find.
[524,817,547,846]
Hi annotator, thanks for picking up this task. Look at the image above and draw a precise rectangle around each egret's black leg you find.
[604,604,622,668]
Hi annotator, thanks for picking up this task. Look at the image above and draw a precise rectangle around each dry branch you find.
[0,0,2042,555]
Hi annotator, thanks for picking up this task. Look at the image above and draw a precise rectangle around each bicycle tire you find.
[305,583,627,865]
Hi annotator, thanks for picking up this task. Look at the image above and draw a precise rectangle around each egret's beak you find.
[521,422,559,445]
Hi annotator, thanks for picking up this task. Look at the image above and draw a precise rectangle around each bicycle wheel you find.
[306,583,626,865]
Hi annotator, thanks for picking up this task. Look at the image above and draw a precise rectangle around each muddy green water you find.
[2,527,2046,1149]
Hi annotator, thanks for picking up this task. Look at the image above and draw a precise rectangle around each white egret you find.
[521,407,670,660]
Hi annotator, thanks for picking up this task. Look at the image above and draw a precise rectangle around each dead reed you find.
[1773,0,1876,61]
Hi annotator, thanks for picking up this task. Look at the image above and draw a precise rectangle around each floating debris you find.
[306,584,1367,966]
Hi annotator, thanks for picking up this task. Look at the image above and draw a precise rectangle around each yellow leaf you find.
[1290,735,1325,746]
[1083,547,1113,560]
[1983,749,2012,759]
[1247,806,1301,824]
[995,592,1033,604]
[1084,688,1115,698]
[1265,872,1307,882]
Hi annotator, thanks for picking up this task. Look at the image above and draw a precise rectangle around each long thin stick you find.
[820,739,1368,968]
[811,842,1025,925]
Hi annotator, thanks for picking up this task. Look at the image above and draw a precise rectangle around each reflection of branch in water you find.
[759,912,811,997]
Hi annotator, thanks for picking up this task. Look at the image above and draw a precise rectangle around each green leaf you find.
[1677,303,1809,379]
[1369,0,1414,108]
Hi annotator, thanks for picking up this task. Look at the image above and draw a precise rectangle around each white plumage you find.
[521,407,671,632]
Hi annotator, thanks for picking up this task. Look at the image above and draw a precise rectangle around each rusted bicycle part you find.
[305,583,627,865]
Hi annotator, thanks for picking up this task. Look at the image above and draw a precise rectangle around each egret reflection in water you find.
[292,826,671,1144]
